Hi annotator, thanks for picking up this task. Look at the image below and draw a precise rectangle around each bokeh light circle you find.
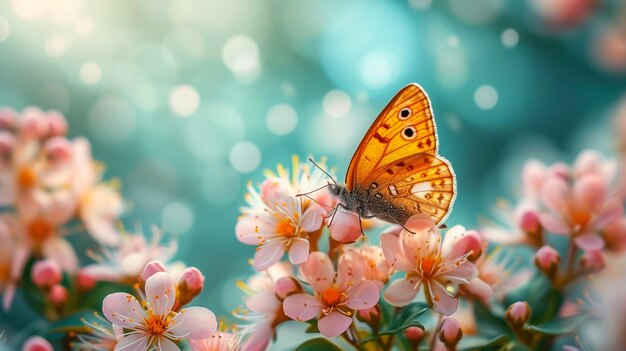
[161,201,195,234]
[501,28,519,49]
[408,0,432,10]
[45,36,66,58]
[266,103,298,135]
[88,96,136,143]
[168,84,200,117]
[0,18,10,42]
[80,62,102,85]
[222,35,261,83]
[12,0,50,20]
[323,90,352,118]
[74,17,95,36]
[230,141,261,174]
[474,85,499,110]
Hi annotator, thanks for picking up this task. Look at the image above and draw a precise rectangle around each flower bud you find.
[44,137,72,162]
[22,336,53,351]
[140,261,167,281]
[519,210,540,233]
[505,301,531,328]
[0,132,15,155]
[47,111,67,136]
[0,108,17,129]
[31,260,62,288]
[76,270,96,290]
[438,318,463,349]
[357,306,380,327]
[404,326,425,342]
[175,267,205,309]
[275,276,301,299]
[20,108,48,139]
[48,284,68,305]
[580,249,605,274]
[535,245,560,277]
[329,211,362,243]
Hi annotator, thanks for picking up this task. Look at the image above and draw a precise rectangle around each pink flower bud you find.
[535,246,560,275]
[438,318,463,348]
[178,267,205,292]
[22,336,53,351]
[505,301,531,327]
[47,111,67,136]
[603,218,626,252]
[404,326,425,341]
[329,211,362,243]
[0,108,17,129]
[141,261,167,281]
[31,260,62,288]
[48,284,68,305]
[357,306,380,324]
[77,270,96,290]
[580,249,605,273]
[0,132,15,154]
[21,108,48,139]
[45,137,72,162]
[275,276,300,299]
[520,210,541,233]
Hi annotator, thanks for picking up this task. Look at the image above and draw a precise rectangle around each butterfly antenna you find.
[300,194,335,209]
[296,183,331,198]
[308,157,338,185]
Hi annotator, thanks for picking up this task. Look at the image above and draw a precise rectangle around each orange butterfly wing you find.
[344,83,456,224]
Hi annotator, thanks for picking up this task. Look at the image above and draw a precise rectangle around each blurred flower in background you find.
[0,0,625,349]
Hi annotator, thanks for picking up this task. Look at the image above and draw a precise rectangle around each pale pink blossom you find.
[22,336,53,351]
[190,330,238,351]
[381,215,480,315]
[31,259,62,288]
[81,227,178,284]
[103,271,217,351]
[345,245,391,290]
[75,313,123,351]
[236,262,298,351]
[283,251,379,338]
[236,177,325,271]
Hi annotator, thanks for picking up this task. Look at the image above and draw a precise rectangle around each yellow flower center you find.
[571,211,591,228]
[419,256,440,278]
[28,218,52,243]
[18,167,37,189]
[143,313,170,335]
[321,286,343,307]
[276,219,296,237]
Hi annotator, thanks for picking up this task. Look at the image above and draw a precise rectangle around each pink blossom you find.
[381,215,480,315]
[31,259,62,288]
[190,330,238,351]
[103,271,217,351]
[345,245,391,290]
[236,262,298,351]
[75,313,123,351]
[283,251,379,338]
[22,336,53,351]
[236,178,325,271]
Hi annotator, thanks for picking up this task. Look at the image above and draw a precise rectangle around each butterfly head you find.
[327,182,345,197]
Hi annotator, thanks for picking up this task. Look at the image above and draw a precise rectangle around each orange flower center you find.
[276,219,296,237]
[321,286,343,307]
[18,167,37,189]
[28,219,52,243]
[571,211,591,228]
[419,256,439,278]
[143,313,169,335]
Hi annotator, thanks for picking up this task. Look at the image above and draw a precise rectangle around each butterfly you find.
[324,83,457,226]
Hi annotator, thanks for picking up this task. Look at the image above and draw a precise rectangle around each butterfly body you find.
[329,83,457,226]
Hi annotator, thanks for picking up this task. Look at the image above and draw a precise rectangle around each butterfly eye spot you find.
[370,183,378,189]
[374,193,383,199]
[398,107,412,120]
[401,126,417,140]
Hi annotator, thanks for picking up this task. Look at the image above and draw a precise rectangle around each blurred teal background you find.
[1,0,625,334]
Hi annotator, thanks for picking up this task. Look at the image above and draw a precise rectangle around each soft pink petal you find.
[103,292,146,329]
[573,175,607,214]
[429,281,458,316]
[236,215,275,245]
[145,271,176,315]
[380,233,413,271]
[288,238,309,265]
[240,321,272,351]
[401,216,441,262]
[42,237,78,272]
[594,201,624,230]
[463,278,493,306]
[157,336,180,351]
[300,251,334,292]
[2,284,15,310]
[114,334,149,351]
[540,177,570,215]
[283,293,322,322]
[574,233,605,251]
[538,213,570,234]
[318,310,353,338]
[337,250,365,289]
[253,241,285,271]
[440,261,477,283]
[246,291,281,315]
[441,226,482,262]
[522,160,547,198]
[573,150,603,177]
[44,191,77,226]
[11,244,30,280]
[479,227,525,246]
[345,280,380,310]
[299,203,325,232]
[168,307,217,340]
[329,211,362,243]
[384,278,419,307]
